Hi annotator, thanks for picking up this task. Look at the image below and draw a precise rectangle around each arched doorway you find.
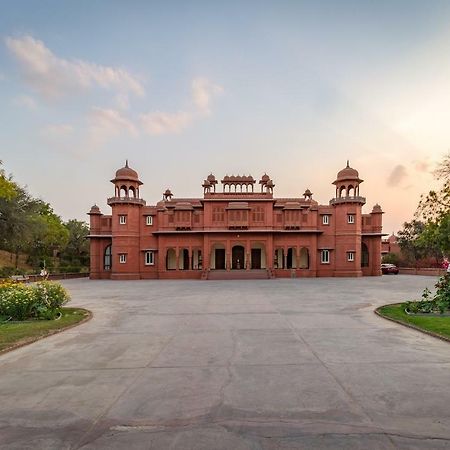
[287,248,297,269]
[251,242,266,269]
[166,248,176,270]
[232,245,245,270]
[179,248,189,270]
[361,242,369,267]
[299,247,309,269]
[210,244,225,270]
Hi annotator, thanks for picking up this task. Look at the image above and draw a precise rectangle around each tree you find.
[417,152,450,221]
[397,220,427,265]
[60,220,90,269]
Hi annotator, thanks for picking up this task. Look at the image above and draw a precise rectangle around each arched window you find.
[119,185,128,197]
[129,186,136,198]
[339,186,346,198]
[104,245,112,270]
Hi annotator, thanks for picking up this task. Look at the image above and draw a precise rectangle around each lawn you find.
[377,304,450,341]
[0,307,91,353]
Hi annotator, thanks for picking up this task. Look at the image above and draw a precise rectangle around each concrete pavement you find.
[1,275,449,449]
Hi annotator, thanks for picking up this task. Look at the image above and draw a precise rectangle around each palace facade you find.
[88,162,384,280]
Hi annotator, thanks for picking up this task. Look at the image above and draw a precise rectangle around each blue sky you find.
[1,0,449,232]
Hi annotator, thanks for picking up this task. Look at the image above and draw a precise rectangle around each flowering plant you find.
[0,280,70,321]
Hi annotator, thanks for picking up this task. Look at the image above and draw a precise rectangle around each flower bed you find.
[0,280,70,321]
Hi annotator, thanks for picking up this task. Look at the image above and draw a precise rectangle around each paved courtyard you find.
[1,276,450,449]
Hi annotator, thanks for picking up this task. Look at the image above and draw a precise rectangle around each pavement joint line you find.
[72,324,182,449]
[271,296,398,448]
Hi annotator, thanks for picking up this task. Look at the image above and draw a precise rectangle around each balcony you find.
[329,196,366,205]
[107,196,146,206]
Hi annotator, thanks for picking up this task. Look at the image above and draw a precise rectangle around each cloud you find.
[140,111,193,135]
[387,164,408,187]
[414,159,430,173]
[191,77,223,114]
[13,94,37,110]
[40,123,74,139]
[140,77,223,135]
[5,35,145,100]
[87,107,138,147]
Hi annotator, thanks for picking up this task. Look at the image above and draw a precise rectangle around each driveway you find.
[1,276,449,449]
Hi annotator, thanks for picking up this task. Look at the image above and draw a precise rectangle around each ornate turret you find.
[163,189,173,201]
[108,161,146,206]
[330,161,365,205]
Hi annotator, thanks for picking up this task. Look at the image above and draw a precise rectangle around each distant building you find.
[382,233,401,257]
[88,161,384,279]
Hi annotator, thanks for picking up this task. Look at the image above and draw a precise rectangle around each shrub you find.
[0,280,70,321]
[404,274,450,314]
[0,282,36,320]
[34,281,70,319]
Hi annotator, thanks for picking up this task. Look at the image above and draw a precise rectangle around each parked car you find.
[381,263,399,275]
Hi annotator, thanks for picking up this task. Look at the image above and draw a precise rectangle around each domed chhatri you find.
[88,204,101,214]
[335,160,363,183]
[90,162,384,280]
[111,160,142,184]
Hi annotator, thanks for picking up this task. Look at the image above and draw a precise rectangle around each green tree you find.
[59,219,90,270]
[418,152,450,221]
[397,220,427,265]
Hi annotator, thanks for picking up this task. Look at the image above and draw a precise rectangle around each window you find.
[348,214,355,224]
[145,251,154,265]
[252,206,265,222]
[322,215,329,225]
[347,252,355,262]
[119,254,127,264]
[119,215,127,225]
[321,249,330,264]
[104,245,112,270]
[146,215,153,226]
[212,207,225,222]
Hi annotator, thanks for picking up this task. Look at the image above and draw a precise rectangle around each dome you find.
[303,189,312,196]
[336,161,360,181]
[207,173,216,182]
[372,203,383,213]
[88,204,101,214]
[112,160,140,183]
[261,173,270,182]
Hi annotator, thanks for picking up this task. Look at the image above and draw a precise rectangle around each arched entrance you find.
[232,245,245,270]
[361,242,369,267]
[210,244,225,270]
[251,242,266,269]
[299,247,309,269]
[166,248,176,270]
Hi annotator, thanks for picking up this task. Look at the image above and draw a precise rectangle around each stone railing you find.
[329,196,366,205]
[107,196,146,206]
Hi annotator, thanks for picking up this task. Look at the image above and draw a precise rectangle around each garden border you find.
[375,303,450,344]
[0,308,93,355]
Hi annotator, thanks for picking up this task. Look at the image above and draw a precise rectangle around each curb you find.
[375,304,450,344]
[0,308,93,355]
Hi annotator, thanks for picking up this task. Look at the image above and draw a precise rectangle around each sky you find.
[1,0,449,233]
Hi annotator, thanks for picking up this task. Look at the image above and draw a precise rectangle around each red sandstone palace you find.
[88,162,384,280]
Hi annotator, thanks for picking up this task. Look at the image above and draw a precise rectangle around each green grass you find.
[0,307,91,353]
[378,304,450,340]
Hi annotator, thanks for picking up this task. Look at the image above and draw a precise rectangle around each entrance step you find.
[206,269,270,280]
